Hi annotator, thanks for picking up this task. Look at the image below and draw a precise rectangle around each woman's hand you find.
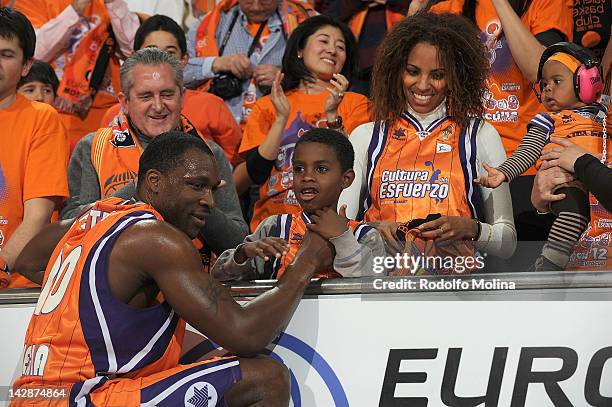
[418,216,479,242]
[270,71,290,121]
[254,64,280,88]
[325,73,349,122]
[540,137,591,173]
[407,0,428,15]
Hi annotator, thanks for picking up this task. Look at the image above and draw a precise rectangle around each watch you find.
[327,115,343,130]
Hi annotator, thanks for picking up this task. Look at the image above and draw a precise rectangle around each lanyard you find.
[218,9,268,58]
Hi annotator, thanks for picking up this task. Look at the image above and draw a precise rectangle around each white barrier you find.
[1,278,612,406]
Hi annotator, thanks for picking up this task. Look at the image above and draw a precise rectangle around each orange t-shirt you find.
[15,0,123,149]
[101,89,243,165]
[430,0,573,174]
[239,89,371,231]
[0,95,69,287]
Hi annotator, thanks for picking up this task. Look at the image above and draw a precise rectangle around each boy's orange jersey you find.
[13,198,184,398]
[264,211,374,278]
[360,113,484,223]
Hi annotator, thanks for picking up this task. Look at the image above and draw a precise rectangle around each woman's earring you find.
[298,54,302,59]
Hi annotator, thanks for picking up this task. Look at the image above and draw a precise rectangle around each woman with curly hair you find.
[339,12,516,264]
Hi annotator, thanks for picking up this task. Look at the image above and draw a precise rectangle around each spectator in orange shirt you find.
[237,15,371,231]
[17,59,58,105]
[13,0,140,150]
[0,7,69,288]
[101,15,243,166]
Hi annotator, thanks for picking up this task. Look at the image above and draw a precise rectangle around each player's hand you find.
[212,54,253,80]
[540,137,591,173]
[300,230,335,270]
[254,64,280,88]
[270,71,290,121]
[236,237,289,263]
[369,220,402,252]
[325,73,349,122]
[418,215,479,242]
[307,205,349,239]
[474,162,507,188]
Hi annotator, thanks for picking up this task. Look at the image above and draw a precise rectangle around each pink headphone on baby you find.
[536,42,603,104]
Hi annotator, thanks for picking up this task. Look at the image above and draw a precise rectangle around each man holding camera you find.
[185,0,315,127]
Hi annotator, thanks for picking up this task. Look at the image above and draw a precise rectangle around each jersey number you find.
[34,246,82,315]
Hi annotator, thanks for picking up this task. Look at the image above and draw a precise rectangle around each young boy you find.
[17,59,58,105]
[213,128,386,280]
[477,42,610,271]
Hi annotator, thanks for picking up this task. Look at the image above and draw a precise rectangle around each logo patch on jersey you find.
[392,128,407,140]
[436,143,452,153]
[416,131,430,141]
[291,233,303,244]
[184,382,218,407]
[103,171,137,196]
[561,114,576,124]
[440,125,453,141]
[110,130,136,148]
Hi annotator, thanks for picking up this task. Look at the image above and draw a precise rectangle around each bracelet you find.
[471,219,482,241]
[327,115,343,130]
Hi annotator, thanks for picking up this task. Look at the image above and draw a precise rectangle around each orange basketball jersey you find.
[13,198,185,403]
[359,113,484,223]
[264,211,375,279]
[530,104,612,163]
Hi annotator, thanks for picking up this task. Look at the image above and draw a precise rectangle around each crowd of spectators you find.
[1,0,611,289]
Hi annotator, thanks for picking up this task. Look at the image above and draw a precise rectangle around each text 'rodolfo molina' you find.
[373,278,516,291]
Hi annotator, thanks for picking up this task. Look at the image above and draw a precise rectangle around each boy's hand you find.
[235,237,289,263]
[307,205,349,239]
[474,162,506,188]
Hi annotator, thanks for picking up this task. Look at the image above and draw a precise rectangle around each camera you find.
[210,73,244,100]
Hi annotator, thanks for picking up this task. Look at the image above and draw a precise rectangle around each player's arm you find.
[11,218,74,285]
[1,197,60,270]
[115,220,332,356]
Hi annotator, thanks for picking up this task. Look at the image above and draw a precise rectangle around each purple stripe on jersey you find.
[359,121,387,220]
[69,376,107,407]
[271,214,291,279]
[468,120,484,220]
[140,358,241,407]
[80,211,179,375]
[425,115,450,133]
[401,111,424,132]
[353,224,374,241]
[458,120,484,220]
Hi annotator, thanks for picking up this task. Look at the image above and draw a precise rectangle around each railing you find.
[2,270,612,304]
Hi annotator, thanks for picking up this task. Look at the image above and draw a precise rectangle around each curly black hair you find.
[294,128,354,172]
[371,12,489,127]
